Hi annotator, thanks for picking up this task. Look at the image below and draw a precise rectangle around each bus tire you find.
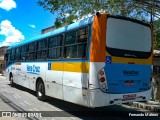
[10,74,15,87]
[36,81,46,101]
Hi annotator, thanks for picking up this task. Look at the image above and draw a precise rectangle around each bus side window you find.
[64,31,77,58]
[78,27,88,43]
[36,39,47,60]
[28,42,36,60]
[15,47,21,61]
[64,27,88,59]
[64,45,77,58]
[48,35,63,59]
[77,27,88,58]
[21,45,28,61]
[78,43,87,58]
[10,49,15,62]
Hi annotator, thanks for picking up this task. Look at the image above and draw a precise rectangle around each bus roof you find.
[8,16,94,50]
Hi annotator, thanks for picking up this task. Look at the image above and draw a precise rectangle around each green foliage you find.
[37,0,160,49]
[154,20,160,50]
[37,0,156,26]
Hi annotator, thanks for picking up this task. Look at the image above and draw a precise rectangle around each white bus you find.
[5,13,153,108]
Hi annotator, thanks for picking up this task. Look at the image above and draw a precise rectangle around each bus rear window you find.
[106,17,151,59]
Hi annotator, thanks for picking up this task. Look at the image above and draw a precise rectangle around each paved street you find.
[0,76,159,120]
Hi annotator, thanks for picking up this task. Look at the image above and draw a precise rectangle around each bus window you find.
[56,48,62,59]
[28,42,35,52]
[57,36,63,46]
[37,39,47,50]
[20,45,28,61]
[27,42,36,61]
[10,49,15,62]
[78,44,87,58]
[48,35,63,59]
[49,37,57,48]
[64,27,88,59]
[65,31,76,45]
[15,47,21,61]
[28,52,36,60]
[36,39,47,60]
[78,27,88,43]
[37,50,47,60]
[64,45,77,58]
[48,48,56,59]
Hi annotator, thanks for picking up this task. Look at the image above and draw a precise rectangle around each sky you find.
[0,0,56,47]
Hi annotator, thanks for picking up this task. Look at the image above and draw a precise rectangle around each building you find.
[0,46,8,74]
[41,26,55,34]
[41,23,71,34]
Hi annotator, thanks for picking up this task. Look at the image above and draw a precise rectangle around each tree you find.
[153,19,160,50]
[37,0,160,49]
[37,0,160,27]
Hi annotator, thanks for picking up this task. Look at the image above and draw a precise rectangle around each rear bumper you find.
[89,88,151,108]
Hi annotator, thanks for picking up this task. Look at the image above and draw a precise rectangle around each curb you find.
[128,102,160,112]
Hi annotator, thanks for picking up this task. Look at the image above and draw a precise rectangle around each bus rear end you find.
[89,14,152,107]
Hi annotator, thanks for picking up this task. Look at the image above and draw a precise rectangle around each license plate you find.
[124,81,134,86]
[123,94,136,98]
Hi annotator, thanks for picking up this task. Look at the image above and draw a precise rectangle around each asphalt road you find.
[0,76,159,120]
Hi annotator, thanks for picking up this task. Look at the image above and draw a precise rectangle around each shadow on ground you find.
[7,84,160,120]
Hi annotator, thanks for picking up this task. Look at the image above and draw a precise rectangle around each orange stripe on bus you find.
[90,14,107,62]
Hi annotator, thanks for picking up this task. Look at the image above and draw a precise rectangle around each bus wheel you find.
[36,81,46,101]
[10,75,15,87]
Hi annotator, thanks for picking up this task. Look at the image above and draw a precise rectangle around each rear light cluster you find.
[98,68,108,92]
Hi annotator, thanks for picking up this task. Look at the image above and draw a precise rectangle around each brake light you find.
[98,68,108,92]
[100,77,105,82]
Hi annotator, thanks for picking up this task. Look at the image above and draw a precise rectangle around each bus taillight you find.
[100,77,105,82]
[98,68,108,92]
[99,71,104,76]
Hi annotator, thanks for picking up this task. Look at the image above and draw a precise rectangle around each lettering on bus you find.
[27,65,40,74]
[123,70,139,76]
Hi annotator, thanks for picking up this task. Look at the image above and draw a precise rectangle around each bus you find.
[5,13,153,108]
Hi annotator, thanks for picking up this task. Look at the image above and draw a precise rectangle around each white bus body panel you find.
[89,62,105,89]
[45,70,63,100]
[88,89,151,107]
[89,89,110,107]
[45,81,63,100]
[63,71,89,106]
